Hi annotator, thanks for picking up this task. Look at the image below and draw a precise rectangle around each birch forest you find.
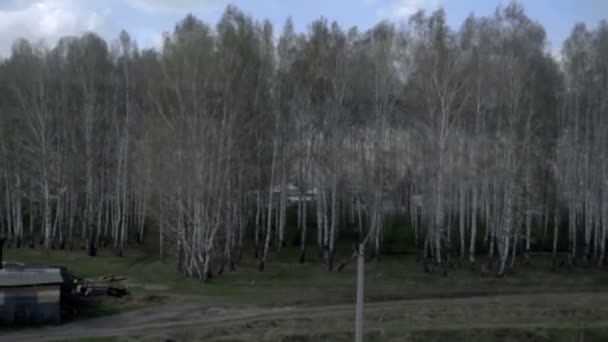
[1,3,607,279]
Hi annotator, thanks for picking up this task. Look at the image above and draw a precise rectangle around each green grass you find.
[6,246,608,308]
[262,327,608,342]
[7,234,608,342]
[68,337,123,342]
[6,245,608,312]
[138,307,608,342]
[63,327,608,342]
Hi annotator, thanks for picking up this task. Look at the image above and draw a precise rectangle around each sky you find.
[0,0,606,57]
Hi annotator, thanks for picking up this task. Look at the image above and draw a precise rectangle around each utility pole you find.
[355,242,365,342]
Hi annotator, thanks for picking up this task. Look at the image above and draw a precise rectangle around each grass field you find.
[4,246,608,341]
[69,326,608,342]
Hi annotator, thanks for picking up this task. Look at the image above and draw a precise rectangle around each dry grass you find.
[122,292,608,342]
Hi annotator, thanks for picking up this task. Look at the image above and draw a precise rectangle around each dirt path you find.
[4,291,608,341]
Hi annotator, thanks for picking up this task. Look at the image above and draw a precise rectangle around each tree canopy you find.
[0,4,607,278]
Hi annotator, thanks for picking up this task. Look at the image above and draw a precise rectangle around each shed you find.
[0,268,63,325]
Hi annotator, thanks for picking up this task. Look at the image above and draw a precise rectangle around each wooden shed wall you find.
[0,285,61,325]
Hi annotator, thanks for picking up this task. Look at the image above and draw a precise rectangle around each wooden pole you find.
[355,242,365,342]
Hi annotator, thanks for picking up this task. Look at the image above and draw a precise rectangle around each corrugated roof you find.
[0,268,63,287]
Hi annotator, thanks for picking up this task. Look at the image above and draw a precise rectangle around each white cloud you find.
[377,0,440,19]
[0,0,116,56]
[128,0,227,13]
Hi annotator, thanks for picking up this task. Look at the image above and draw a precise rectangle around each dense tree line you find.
[0,4,607,278]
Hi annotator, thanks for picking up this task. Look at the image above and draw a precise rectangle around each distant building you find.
[286,185,318,205]
[252,184,318,207]
[0,267,64,325]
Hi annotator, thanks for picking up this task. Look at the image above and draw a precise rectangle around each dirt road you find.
[4,291,608,341]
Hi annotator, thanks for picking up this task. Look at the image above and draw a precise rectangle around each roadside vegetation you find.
[7,246,608,307]
[6,246,608,341]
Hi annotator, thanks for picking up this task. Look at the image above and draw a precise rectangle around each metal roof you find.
[0,268,63,288]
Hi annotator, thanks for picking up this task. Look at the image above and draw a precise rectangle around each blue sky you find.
[0,0,606,56]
